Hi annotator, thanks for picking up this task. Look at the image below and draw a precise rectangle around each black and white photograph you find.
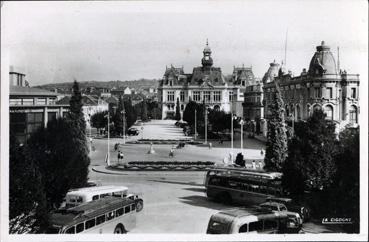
[1,0,368,241]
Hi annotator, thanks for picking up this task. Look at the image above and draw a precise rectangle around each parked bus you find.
[204,167,283,205]
[47,196,139,234]
[64,185,129,208]
[206,207,301,234]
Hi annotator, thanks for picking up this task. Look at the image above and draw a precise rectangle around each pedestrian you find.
[252,160,256,169]
[169,147,174,158]
[259,160,263,170]
[208,142,212,149]
[148,142,155,154]
[260,148,264,156]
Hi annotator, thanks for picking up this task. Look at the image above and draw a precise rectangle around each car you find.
[265,197,311,222]
[127,128,139,136]
[259,202,303,232]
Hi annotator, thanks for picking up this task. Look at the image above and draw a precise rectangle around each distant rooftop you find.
[10,86,59,97]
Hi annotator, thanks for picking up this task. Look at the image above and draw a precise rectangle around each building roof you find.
[262,60,280,83]
[308,41,337,76]
[232,66,255,85]
[189,66,225,86]
[10,86,59,97]
[57,95,107,106]
[103,96,119,104]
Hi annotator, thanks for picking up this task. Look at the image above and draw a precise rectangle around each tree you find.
[174,98,181,121]
[124,97,137,128]
[9,132,48,233]
[113,96,124,136]
[141,98,149,121]
[282,109,338,197]
[183,101,198,126]
[264,90,288,172]
[90,111,108,133]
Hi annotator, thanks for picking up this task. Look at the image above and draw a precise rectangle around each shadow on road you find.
[182,187,206,193]
[178,195,233,210]
[147,179,204,187]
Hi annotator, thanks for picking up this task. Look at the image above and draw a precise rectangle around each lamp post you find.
[88,113,92,153]
[105,112,110,166]
[121,110,126,144]
[240,119,244,155]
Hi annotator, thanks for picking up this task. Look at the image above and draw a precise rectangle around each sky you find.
[1,0,368,86]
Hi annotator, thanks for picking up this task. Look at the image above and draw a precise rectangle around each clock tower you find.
[201,39,213,68]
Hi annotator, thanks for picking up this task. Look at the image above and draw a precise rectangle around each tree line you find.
[9,81,90,233]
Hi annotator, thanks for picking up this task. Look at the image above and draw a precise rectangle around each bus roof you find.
[208,167,282,179]
[67,185,128,196]
[50,197,134,227]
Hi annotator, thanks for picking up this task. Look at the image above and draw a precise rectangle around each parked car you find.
[127,128,140,136]
[265,197,311,222]
[259,202,303,231]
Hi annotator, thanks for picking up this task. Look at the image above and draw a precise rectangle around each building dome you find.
[201,39,213,67]
[308,41,337,76]
[262,60,280,83]
[203,39,212,54]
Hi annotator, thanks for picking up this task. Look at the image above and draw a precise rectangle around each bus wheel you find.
[114,224,126,234]
[136,200,143,212]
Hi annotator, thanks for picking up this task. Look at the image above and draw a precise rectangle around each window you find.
[36,98,46,105]
[327,87,333,99]
[248,221,263,232]
[76,223,84,233]
[229,91,234,101]
[23,98,34,105]
[213,91,221,102]
[100,193,110,198]
[106,211,115,221]
[193,91,201,102]
[242,80,246,86]
[65,226,75,234]
[47,112,57,122]
[96,215,105,225]
[351,88,356,98]
[167,91,175,102]
[48,98,56,105]
[324,105,333,120]
[180,91,185,102]
[239,224,248,233]
[92,195,99,200]
[10,98,22,105]
[314,87,321,98]
[180,104,184,111]
[85,218,96,230]
[116,208,124,217]
[349,106,358,124]
[204,91,211,102]
[124,205,131,213]
[26,113,44,140]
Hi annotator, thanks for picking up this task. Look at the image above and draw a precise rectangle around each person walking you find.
[169,147,174,158]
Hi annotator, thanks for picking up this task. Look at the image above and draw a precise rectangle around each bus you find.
[64,185,129,208]
[206,207,301,234]
[204,167,283,205]
[47,196,139,234]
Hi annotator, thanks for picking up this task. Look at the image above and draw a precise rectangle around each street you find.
[89,120,342,233]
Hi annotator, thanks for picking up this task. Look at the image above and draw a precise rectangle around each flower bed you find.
[121,160,215,170]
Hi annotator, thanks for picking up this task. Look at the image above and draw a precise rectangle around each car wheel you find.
[136,200,143,212]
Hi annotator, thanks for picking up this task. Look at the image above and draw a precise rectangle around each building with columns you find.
[262,41,359,133]
[9,66,70,144]
[158,41,255,119]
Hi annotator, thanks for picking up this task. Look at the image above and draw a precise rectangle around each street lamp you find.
[121,110,126,144]
[240,119,245,155]
[104,112,110,166]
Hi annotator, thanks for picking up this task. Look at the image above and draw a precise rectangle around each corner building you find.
[158,41,255,119]
[263,41,359,131]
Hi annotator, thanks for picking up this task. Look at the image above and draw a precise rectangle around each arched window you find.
[324,105,333,120]
[313,104,322,112]
[349,105,358,124]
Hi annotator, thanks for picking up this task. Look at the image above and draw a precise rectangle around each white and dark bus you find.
[204,167,283,205]
[47,196,140,234]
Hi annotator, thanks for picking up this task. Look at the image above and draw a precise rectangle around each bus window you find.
[124,205,131,213]
[96,215,105,225]
[106,211,115,220]
[92,195,99,200]
[239,224,248,233]
[85,218,96,230]
[248,221,263,232]
[132,204,136,211]
[116,208,124,217]
[65,226,75,234]
[264,220,278,230]
[100,193,110,198]
[76,223,84,233]
[76,197,83,203]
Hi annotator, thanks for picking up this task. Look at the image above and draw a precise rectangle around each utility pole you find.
[240,119,244,154]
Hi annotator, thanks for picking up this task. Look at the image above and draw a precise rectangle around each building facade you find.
[158,41,255,119]
[9,67,69,144]
[263,41,359,132]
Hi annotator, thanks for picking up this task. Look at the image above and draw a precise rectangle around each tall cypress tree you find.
[113,96,124,135]
[174,98,181,121]
[141,98,148,121]
[124,97,137,128]
[264,89,288,172]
